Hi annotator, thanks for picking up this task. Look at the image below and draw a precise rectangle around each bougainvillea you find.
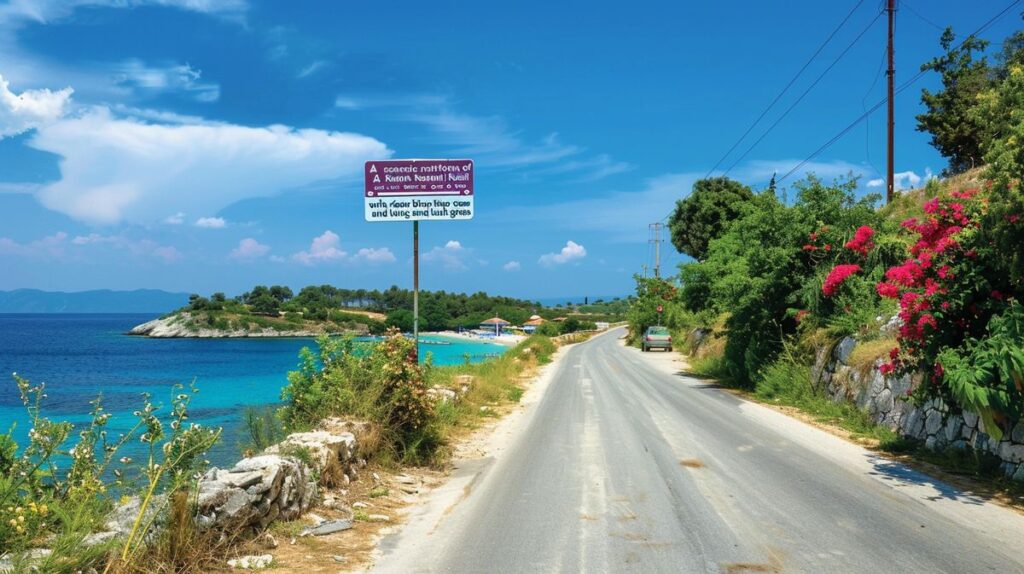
[822,264,862,297]
[843,225,875,256]
[876,184,1023,435]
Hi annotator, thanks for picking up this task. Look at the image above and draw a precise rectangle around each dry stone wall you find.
[817,336,1024,481]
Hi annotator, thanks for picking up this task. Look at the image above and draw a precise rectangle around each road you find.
[372,328,1024,573]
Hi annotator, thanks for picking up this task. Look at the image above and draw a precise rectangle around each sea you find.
[0,313,508,467]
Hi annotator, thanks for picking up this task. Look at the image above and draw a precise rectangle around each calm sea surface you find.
[0,313,507,466]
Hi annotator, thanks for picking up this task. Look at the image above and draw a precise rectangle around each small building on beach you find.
[522,315,545,334]
[480,316,511,335]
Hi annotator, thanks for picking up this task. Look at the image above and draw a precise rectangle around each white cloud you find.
[866,170,931,191]
[293,230,347,265]
[195,216,226,229]
[352,247,396,264]
[164,212,186,225]
[111,60,219,103]
[28,106,389,224]
[0,1,246,25]
[0,231,180,262]
[503,260,521,272]
[0,74,72,137]
[230,237,269,260]
[334,92,623,179]
[539,240,586,267]
[289,231,395,266]
[0,231,67,258]
[69,233,182,261]
[296,60,328,79]
[422,240,470,270]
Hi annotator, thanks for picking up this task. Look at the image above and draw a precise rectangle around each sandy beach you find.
[428,330,525,347]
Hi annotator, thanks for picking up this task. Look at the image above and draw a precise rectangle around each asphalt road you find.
[373,328,1024,573]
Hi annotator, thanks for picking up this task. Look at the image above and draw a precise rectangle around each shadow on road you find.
[865,453,987,506]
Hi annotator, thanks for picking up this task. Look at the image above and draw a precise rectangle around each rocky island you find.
[127,286,386,338]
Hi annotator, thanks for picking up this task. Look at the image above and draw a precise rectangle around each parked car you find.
[641,326,672,352]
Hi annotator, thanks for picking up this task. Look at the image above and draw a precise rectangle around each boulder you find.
[265,431,357,472]
[924,409,944,436]
[426,387,459,403]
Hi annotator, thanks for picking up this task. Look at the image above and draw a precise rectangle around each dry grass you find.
[846,337,895,377]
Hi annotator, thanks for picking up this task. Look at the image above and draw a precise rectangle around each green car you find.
[642,326,672,352]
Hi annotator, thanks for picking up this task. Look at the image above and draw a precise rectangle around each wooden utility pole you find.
[886,0,896,203]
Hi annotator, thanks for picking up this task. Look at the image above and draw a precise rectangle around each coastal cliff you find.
[127,312,369,338]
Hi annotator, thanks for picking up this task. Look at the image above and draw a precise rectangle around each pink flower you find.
[802,244,816,252]
[933,362,944,380]
[876,282,900,299]
[992,290,1005,300]
[923,198,940,214]
[880,362,895,375]
[844,225,875,256]
[917,314,938,330]
[822,264,862,297]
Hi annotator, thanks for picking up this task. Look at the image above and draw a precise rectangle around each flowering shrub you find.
[875,185,1024,437]
[281,329,437,462]
[822,264,862,297]
[0,376,219,571]
[843,225,875,256]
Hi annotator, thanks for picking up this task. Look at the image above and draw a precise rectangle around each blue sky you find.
[0,0,1019,299]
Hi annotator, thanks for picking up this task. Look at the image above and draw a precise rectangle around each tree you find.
[250,293,281,315]
[916,28,993,175]
[385,309,415,332]
[269,285,293,302]
[668,177,754,260]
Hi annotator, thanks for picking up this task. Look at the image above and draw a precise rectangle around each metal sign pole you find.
[413,220,419,361]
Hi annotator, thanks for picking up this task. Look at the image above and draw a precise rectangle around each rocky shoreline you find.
[126,313,359,338]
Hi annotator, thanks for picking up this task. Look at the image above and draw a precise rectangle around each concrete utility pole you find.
[649,223,663,278]
[886,0,896,203]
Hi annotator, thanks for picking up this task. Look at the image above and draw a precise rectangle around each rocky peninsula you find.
[127,311,371,338]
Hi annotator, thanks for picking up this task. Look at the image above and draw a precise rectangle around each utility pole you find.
[886,0,896,203]
[649,222,663,278]
[642,264,648,279]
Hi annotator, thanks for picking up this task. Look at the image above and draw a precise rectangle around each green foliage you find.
[626,276,687,343]
[0,376,220,571]
[240,406,286,454]
[917,27,994,175]
[938,302,1024,438]
[668,176,754,260]
[280,330,437,463]
[677,175,886,386]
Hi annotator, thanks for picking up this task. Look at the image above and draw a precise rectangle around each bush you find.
[280,330,437,463]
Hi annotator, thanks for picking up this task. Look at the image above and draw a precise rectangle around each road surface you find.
[373,328,1024,573]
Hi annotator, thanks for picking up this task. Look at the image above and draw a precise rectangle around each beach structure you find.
[480,316,510,335]
[523,315,545,334]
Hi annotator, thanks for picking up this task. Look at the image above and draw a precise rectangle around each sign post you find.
[364,159,474,361]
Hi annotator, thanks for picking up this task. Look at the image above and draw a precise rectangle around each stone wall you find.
[86,418,365,545]
[817,336,1024,481]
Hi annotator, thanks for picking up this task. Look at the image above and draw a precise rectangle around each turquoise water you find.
[0,314,507,466]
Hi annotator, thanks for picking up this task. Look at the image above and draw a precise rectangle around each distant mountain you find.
[0,289,190,313]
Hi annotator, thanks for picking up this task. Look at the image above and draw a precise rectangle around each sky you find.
[0,0,1020,300]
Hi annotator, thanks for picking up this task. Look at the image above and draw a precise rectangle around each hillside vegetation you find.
[632,23,1024,446]
[173,284,625,335]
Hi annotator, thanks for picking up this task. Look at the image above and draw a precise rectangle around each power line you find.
[722,10,884,176]
[902,0,945,31]
[703,0,868,179]
[777,0,1022,184]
